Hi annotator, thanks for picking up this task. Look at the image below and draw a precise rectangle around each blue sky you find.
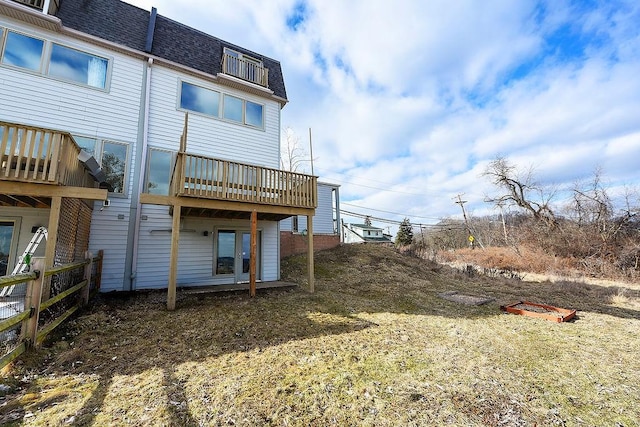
[123,0,640,232]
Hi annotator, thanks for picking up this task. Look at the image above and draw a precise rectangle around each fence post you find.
[23,257,45,349]
[82,251,93,305]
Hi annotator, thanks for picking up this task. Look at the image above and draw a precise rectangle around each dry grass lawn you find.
[1,244,639,426]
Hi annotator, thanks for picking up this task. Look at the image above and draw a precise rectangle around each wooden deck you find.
[143,114,318,221]
[0,121,107,207]
[172,153,316,212]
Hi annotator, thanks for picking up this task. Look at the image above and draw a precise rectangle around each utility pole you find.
[455,194,472,235]
[454,194,484,249]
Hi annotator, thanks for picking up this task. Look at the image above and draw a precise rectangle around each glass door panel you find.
[216,230,235,275]
[241,232,251,274]
[0,221,15,276]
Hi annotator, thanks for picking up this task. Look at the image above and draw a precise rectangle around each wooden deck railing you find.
[0,122,95,188]
[222,53,269,87]
[171,152,317,209]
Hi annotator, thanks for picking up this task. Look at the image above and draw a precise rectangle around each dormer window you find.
[222,47,268,87]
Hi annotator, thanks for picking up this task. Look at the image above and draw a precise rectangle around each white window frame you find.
[47,41,111,90]
[177,79,265,130]
[144,147,175,195]
[0,29,45,73]
[177,80,220,118]
[0,26,111,92]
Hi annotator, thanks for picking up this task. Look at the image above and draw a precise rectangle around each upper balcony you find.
[9,0,59,14]
[221,52,269,88]
[171,152,317,213]
[0,122,105,205]
[139,115,317,221]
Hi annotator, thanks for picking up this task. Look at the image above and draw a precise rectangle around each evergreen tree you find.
[395,218,413,246]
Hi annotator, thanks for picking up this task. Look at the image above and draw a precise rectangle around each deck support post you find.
[250,210,257,297]
[42,196,61,301]
[307,214,314,293]
[167,204,181,310]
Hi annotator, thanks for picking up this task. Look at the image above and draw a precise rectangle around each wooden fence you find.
[0,251,103,369]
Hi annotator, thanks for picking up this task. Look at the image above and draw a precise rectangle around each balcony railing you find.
[0,122,95,188]
[171,152,317,209]
[222,53,269,88]
[11,0,44,10]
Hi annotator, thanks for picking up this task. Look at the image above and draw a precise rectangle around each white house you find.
[280,182,340,257]
[0,0,317,309]
[343,223,393,244]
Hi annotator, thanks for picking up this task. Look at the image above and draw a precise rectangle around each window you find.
[73,135,129,195]
[1,31,44,71]
[48,43,108,89]
[101,141,127,194]
[73,136,97,155]
[180,81,219,116]
[222,94,264,128]
[145,148,173,195]
[292,216,299,233]
[178,80,264,129]
[223,94,243,123]
[0,29,110,90]
[245,101,264,128]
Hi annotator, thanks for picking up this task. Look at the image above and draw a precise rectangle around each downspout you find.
[128,7,157,290]
[129,56,153,290]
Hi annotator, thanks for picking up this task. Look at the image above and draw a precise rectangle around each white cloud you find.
[122,0,640,228]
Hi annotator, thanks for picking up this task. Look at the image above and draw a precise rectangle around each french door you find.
[215,230,260,283]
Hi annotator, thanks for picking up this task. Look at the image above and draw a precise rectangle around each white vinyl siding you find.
[149,67,280,167]
[281,183,338,234]
[134,205,279,289]
[87,206,130,292]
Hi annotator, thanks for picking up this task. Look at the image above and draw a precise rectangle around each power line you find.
[341,202,443,221]
[340,209,465,230]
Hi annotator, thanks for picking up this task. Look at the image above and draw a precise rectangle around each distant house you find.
[343,223,393,244]
[280,182,340,257]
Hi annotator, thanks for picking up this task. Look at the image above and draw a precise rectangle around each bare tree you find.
[483,157,557,227]
[281,127,311,173]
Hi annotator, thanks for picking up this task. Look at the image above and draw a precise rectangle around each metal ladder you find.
[0,226,48,297]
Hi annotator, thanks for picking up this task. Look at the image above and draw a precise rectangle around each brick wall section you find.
[280,232,340,258]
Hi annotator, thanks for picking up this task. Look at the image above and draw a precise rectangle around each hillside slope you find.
[0,244,637,426]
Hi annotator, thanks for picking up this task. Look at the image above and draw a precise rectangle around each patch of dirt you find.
[438,291,495,305]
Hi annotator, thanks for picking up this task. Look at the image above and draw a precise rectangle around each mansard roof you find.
[55,0,287,101]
